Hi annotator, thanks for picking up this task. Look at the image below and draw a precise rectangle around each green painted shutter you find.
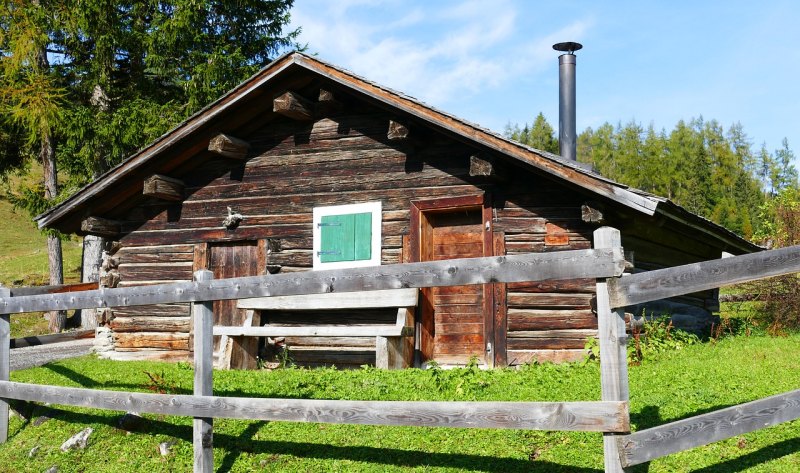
[319,214,355,262]
[319,212,373,263]
[353,212,372,260]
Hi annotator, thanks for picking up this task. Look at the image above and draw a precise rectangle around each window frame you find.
[312,201,382,270]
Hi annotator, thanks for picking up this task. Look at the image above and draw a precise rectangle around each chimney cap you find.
[552,42,583,54]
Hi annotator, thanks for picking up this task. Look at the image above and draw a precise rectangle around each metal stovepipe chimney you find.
[553,42,582,161]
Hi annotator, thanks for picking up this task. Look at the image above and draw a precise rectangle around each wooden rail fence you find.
[0,227,798,472]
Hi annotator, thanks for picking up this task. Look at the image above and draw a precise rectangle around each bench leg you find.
[376,336,408,369]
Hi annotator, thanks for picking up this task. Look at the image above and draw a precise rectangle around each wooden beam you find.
[238,288,418,310]
[192,270,214,473]
[0,287,8,443]
[609,244,800,308]
[581,202,606,225]
[469,154,509,181]
[80,216,120,238]
[207,133,250,160]
[0,380,629,432]
[0,249,626,314]
[273,91,314,120]
[594,227,630,473]
[619,388,800,467]
[10,329,94,349]
[9,282,98,297]
[214,325,410,338]
[387,120,410,141]
[143,174,184,201]
[317,88,343,114]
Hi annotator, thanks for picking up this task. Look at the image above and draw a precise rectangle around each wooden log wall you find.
[104,98,720,365]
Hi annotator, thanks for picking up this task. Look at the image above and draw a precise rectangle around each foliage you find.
[507,113,798,239]
[0,0,301,216]
[3,335,800,471]
[745,187,800,333]
[585,315,700,366]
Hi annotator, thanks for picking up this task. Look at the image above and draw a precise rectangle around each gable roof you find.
[36,52,760,254]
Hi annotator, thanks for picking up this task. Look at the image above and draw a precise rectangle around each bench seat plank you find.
[237,288,419,310]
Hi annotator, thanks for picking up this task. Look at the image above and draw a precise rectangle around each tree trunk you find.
[41,121,66,333]
[77,235,103,329]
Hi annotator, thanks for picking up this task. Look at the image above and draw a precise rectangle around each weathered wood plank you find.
[208,133,250,160]
[192,270,214,473]
[610,244,800,308]
[0,287,8,443]
[594,227,630,473]
[238,288,418,310]
[0,249,625,314]
[110,317,190,333]
[620,388,800,467]
[143,174,185,201]
[214,325,409,338]
[0,380,629,432]
[387,120,409,141]
[273,91,314,120]
[10,329,94,348]
[9,282,99,297]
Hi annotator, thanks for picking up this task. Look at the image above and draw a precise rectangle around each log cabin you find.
[36,52,759,369]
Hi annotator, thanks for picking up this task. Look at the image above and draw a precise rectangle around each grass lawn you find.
[0,333,798,472]
[0,197,84,338]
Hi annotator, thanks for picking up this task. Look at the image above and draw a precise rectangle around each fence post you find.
[192,270,214,473]
[593,227,630,472]
[0,286,8,443]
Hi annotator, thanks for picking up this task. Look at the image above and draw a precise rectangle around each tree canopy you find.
[507,113,799,240]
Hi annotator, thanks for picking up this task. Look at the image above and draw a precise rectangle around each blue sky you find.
[290,1,800,166]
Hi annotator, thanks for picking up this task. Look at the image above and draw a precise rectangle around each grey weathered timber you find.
[80,216,121,238]
[192,270,213,473]
[238,288,418,310]
[619,388,800,467]
[469,154,508,181]
[0,287,8,443]
[207,133,250,160]
[387,120,409,141]
[214,325,410,337]
[10,329,94,348]
[609,244,800,308]
[0,380,629,432]
[142,174,185,201]
[0,249,625,314]
[273,91,314,120]
[594,227,630,473]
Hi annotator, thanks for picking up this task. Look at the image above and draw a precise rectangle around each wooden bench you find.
[213,289,417,369]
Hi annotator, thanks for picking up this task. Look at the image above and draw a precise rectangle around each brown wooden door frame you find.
[409,193,500,366]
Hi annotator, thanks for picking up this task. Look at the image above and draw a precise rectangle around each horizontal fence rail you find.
[609,244,800,308]
[0,381,629,432]
[0,249,624,314]
[619,388,800,467]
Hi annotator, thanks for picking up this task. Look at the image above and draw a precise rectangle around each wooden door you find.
[420,206,493,365]
[208,241,261,368]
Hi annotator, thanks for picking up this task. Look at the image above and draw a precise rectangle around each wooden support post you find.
[593,227,629,473]
[318,89,343,114]
[208,133,250,160]
[273,91,314,120]
[0,287,8,443]
[469,154,509,181]
[192,270,214,473]
[143,174,185,201]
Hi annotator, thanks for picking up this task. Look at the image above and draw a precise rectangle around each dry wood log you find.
[143,174,185,201]
[113,332,189,350]
[317,89,343,114]
[208,133,251,160]
[469,155,509,181]
[81,217,121,238]
[581,203,605,224]
[109,316,190,333]
[273,91,314,120]
[387,120,410,141]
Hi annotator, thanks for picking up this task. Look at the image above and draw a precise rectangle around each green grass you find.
[0,334,798,472]
[0,197,83,338]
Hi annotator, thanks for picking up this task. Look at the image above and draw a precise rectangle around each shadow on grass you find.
[30,406,602,473]
[692,436,800,473]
